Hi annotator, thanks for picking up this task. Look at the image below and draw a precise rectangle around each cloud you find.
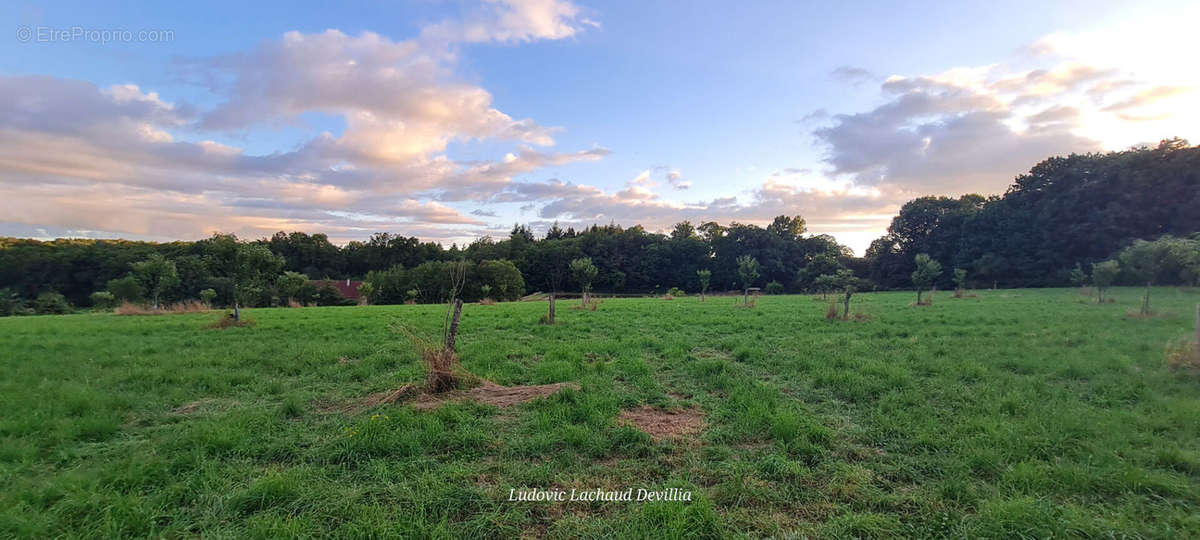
[831,66,877,86]
[1100,85,1190,112]
[0,1,599,244]
[665,169,690,190]
[421,0,592,45]
[810,39,1199,196]
[498,169,901,252]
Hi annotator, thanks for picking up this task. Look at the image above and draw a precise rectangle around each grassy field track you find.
[2,288,1199,538]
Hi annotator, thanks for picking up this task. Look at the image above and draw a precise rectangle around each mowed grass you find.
[1,288,1199,538]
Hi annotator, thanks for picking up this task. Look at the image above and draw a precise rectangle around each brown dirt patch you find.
[618,405,705,441]
[412,380,578,410]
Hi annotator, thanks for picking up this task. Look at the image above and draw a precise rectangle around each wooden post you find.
[444,299,463,351]
[548,293,556,324]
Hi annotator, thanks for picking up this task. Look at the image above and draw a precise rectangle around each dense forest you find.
[867,139,1200,288]
[1,139,1198,311]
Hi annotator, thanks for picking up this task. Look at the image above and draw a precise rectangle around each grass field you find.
[2,288,1199,538]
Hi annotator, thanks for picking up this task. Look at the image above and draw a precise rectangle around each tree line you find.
[1,139,1198,314]
[865,139,1200,289]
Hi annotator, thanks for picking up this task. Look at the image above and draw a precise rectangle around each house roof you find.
[312,279,362,299]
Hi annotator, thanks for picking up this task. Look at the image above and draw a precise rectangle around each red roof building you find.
[311,279,362,300]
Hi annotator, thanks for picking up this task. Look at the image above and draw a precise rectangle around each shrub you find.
[199,288,217,306]
[765,281,785,295]
[33,291,71,315]
[89,291,118,310]
[911,253,942,304]
[106,275,144,303]
[668,287,686,297]
[0,288,23,316]
[473,259,525,301]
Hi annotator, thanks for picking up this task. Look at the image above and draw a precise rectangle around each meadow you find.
[1,288,1199,538]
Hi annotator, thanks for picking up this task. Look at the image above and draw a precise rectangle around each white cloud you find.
[0,2,599,244]
[421,0,591,45]
[812,22,1200,199]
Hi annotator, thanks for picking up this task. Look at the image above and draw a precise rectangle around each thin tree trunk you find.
[548,293,556,324]
[917,289,922,304]
[233,302,240,321]
[842,294,850,320]
[743,288,748,305]
[444,299,463,351]
[1143,282,1152,315]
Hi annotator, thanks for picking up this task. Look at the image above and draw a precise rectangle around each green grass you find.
[1,288,1199,538]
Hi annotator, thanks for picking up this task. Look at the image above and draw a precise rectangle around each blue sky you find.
[2,0,1197,253]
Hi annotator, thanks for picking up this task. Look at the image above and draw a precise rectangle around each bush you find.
[199,288,217,305]
[106,275,144,303]
[765,281,785,295]
[89,291,118,310]
[34,291,71,315]
[472,259,525,301]
[0,288,23,316]
[667,287,686,297]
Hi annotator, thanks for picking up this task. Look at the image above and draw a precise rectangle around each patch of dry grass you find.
[1165,339,1200,370]
[115,300,211,315]
[825,302,839,320]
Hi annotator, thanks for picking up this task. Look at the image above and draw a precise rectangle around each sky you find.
[1,0,1197,254]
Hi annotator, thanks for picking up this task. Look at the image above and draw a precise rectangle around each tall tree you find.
[130,253,179,309]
